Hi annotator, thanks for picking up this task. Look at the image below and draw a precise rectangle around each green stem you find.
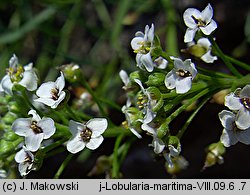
[209,37,242,78]
[112,134,124,178]
[224,55,250,71]
[43,138,68,153]
[177,96,210,139]
[21,91,43,117]
[165,88,210,125]
[65,104,81,121]
[54,153,74,179]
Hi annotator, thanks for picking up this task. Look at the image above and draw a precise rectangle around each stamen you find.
[30,121,43,134]
[240,97,250,110]
[191,15,206,27]
[80,128,92,142]
[176,69,192,78]
[51,88,59,100]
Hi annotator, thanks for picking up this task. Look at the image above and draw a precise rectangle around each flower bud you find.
[8,101,20,114]
[146,73,165,86]
[2,112,17,125]
[165,156,189,175]
[182,44,207,58]
[129,71,147,83]
[203,142,225,170]
[0,140,15,156]
[59,63,81,83]
[147,87,161,100]
[157,122,169,138]
[3,131,19,141]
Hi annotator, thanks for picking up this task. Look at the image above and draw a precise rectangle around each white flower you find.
[164,145,181,168]
[35,72,66,109]
[14,146,35,176]
[119,70,132,107]
[122,106,142,139]
[134,79,156,124]
[66,118,108,154]
[131,24,155,72]
[165,57,197,94]
[0,169,7,178]
[219,110,250,147]
[141,123,165,154]
[225,85,250,130]
[131,24,154,54]
[153,56,168,69]
[183,3,217,43]
[188,38,217,63]
[12,109,56,152]
[0,54,38,95]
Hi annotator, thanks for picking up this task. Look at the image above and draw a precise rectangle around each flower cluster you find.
[120,3,249,174]
[0,55,108,177]
[219,85,250,147]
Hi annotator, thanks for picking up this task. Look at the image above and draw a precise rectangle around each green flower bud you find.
[146,73,165,86]
[147,87,161,100]
[3,131,19,141]
[157,122,169,138]
[88,155,112,177]
[129,71,147,83]
[59,63,81,83]
[0,140,15,156]
[2,112,17,125]
[8,101,20,114]
[203,142,225,170]
[167,136,180,148]
[183,44,207,58]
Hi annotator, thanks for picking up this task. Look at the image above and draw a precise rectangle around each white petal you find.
[201,4,213,23]
[218,110,235,129]
[55,72,65,93]
[129,127,142,139]
[25,134,44,152]
[201,51,218,63]
[146,23,154,43]
[69,120,83,136]
[237,128,250,145]
[225,93,242,110]
[165,70,177,90]
[86,118,108,137]
[140,53,154,72]
[183,8,201,28]
[131,37,144,51]
[143,107,156,124]
[12,118,33,137]
[18,163,32,176]
[152,137,165,154]
[184,28,197,43]
[164,153,174,168]
[9,54,18,68]
[154,57,168,69]
[175,77,192,94]
[241,85,250,97]
[220,129,238,147]
[50,91,66,108]
[134,78,145,92]
[38,118,56,139]
[135,31,144,37]
[34,97,56,107]
[200,19,217,35]
[86,136,104,150]
[119,70,129,86]
[19,70,38,91]
[236,108,250,130]
[197,38,211,49]
[28,110,41,121]
[36,82,56,98]
[24,63,33,71]
[169,145,180,156]
[66,135,85,154]
[141,123,156,135]
[15,148,28,163]
[1,75,13,95]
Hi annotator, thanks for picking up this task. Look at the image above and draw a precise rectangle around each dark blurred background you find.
[0,0,250,178]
